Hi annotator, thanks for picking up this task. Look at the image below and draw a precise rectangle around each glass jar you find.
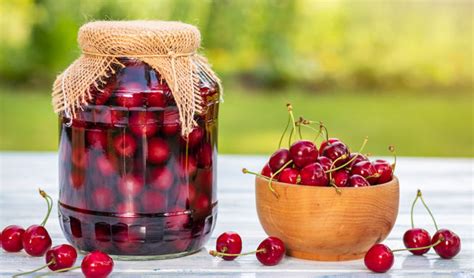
[58,58,219,259]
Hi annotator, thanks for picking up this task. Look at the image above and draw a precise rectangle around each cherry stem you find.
[418,189,439,231]
[37,266,81,277]
[278,113,291,149]
[209,248,265,257]
[409,190,420,229]
[39,188,53,227]
[391,238,443,253]
[389,145,397,172]
[242,168,269,180]
[325,137,369,174]
[268,159,293,198]
[287,104,296,147]
[12,260,54,277]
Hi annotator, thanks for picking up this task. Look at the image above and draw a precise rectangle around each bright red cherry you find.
[321,141,350,167]
[347,152,368,169]
[373,159,393,184]
[351,161,378,184]
[317,156,333,172]
[197,143,213,168]
[289,140,318,168]
[215,232,243,261]
[146,90,167,108]
[46,244,78,271]
[432,229,461,259]
[268,149,292,173]
[319,138,340,155]
[147,138,170,164]
[81,251,114,278]
[364,244,394,273]
[261,164,274,178]
[118,175,144,197]
[403,228,431,255]
[278,168,299,184]
[151,167,174,191]
[182,127,204,149]
[299,162,328,186]
[129,111,160,137]
[1,225,25,252]
[22,225,52,256]
[113,133,137,157]
[331,169,350,187]
[256,236,286,266]
[348,174,370,187]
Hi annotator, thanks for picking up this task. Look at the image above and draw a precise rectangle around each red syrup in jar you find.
[58,59,219,257]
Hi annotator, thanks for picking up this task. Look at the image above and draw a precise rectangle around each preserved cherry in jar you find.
[53,21,221,258]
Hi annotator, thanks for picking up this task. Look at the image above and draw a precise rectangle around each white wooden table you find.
[0,153,472,277]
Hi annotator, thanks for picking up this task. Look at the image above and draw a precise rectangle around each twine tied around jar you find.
[52,20,221,136]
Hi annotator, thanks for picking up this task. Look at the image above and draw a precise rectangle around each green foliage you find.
[0,0,472,89]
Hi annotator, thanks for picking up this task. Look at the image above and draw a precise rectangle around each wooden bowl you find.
[255,176,399,261]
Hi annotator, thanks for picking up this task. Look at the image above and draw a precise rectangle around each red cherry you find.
[347,153,368,169]
[93,82,115,106]
[162,109,180,136]
[364,244,394,273]
[216,232,242,261]
[45,244,77,271]
[321,141,350,167]
[348,174,370,187]
[129,111,160,137]
[261,164,274,178]
[432,229,461,259]
[182,127,204,148]
[197,143,213,168]
[147,138,170,164]
[22,225,52,256]
[351,161,378,184]
[299,162,328,186]
[403,228,431,255]
[86,128,108,149]
[331,169,350,187]
[150,167,174,191]
[373,159,393,184]
[278,168,300,184]
[289,140,318,168]
[177,155,198,178]
[319,138,340,155]
[317,156,333,171]
[69,170,85,189]
[81,251,114,278]
[116,201,139,215]
[115,93,143,108]
[92,186,115,211]
[256,236,286,266]
[1,225,25,252]
[146,90,167,108]
[268,149,291,173]
[71,148,88,169]
[96,155,115,176]
[118,175,144,197]
[113,133,137,157]
[142,190,167,212]
[194,193,210,211]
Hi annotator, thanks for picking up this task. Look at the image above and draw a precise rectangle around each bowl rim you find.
[255,175,399,191]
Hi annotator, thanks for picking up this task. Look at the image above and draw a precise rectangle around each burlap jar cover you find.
[52,20,221,136]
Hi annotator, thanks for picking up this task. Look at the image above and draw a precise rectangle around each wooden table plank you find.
[0,153,472,277]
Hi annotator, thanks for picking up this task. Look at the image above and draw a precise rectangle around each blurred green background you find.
[0,0,472,156]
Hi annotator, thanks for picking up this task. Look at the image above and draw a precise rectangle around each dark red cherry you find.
[256,236,286,266]
[268,149,291,173]
[69,171,85,189]
[93,82,115,105]
[113,133,137,157]
[197,143,213,168]
[373,159,393,184]
[129,111,160,137]
[182,127,204,148]
[177,155,198,178]
[332,169,350,187]
[317,156,333,171]
[118,175,144,197]
[364,244,394,273]
[216,232,243,261]
[22,225,52,256]
[351,161,378,184]
[261,163,274,178]
[150,167,174,191]
[81,250,114,278]
[86,128,108,149]
[147,138,170,164]
[299,162,328,186]
[162,109,180,136]
[146,89,167,108]
[432,229,461,259]
[45,244,78,271]
[289,140,318,168]
[348,174,370,187]
[115,82,144,108]
[319,138,340,155]
[1,225,25,252]
[278,168,300,184]
[321,141,350,167]
[403,228,431,255]
[194,193,210,211]
[347,153,368,169]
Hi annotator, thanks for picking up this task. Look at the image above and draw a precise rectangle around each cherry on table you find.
[348,174,370,187]
[278,168,299,184]
[289,140,318,168]
[22,225,52,257]
[268,149,292,173]
[1,225,25,252]
[299,162,328,186]
[256,236,286,266]
[364,243,394,273]
[432,229,461,259]
[46,244,78,271]
[215,232,242,261]
[81,251,114,278]
[403,228,431,255]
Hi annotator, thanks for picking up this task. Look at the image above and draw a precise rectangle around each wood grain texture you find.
[256,176,399,261]
[0,153,473,277]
